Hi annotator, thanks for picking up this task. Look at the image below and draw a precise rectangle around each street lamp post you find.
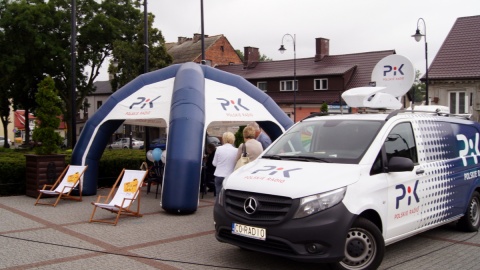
[279,34,296,122]
[412,18,429,105]
[70,0,77,148]
[143,0,150,154]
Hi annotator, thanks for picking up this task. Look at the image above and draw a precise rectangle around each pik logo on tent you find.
[129,96,161,109]
[251,166,301,178]
[217,98,249,111]
[383,64,404,76]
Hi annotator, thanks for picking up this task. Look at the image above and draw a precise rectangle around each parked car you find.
[140,137,167,150]
[0,136,11,147]
[108,138,144,149]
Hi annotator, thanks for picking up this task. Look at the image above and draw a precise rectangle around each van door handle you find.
[416,169,425,175]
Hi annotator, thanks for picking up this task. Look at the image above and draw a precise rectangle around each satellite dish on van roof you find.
[371,54,415,97]
[342,55,415,109]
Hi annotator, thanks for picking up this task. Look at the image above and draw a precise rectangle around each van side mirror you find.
[388,156,414,172]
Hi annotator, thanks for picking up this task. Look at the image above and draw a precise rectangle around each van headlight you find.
[293,187,346,219]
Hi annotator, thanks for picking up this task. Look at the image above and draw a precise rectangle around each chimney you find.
[243,46,260,69]
[315,38,329,61]
[178,36,188,44]
[193,33,208,43]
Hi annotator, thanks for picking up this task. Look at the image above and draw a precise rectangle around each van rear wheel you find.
[457,191,480,232]
[330,217,384,270]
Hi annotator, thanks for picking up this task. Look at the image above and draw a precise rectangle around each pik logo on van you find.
[251,166,302,178]
[456,133,480,166]
[395,180,419,209]
[129,96,161,109]
[217,98,249,111]
[383,64,404,76]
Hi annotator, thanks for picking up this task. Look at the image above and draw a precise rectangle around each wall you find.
[199,36,242,66]
[430,80,480,121]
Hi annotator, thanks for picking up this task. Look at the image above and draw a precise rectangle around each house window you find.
[257,82,267,92]
[280,80,298,91]
[97,101,102,110]
[449,91,468,114]
[314,79,328,90]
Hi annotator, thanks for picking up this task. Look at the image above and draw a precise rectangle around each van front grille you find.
[225,190,293,223]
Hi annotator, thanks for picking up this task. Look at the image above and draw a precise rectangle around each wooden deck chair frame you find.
[34,165,88,207]
[89,169,148,225]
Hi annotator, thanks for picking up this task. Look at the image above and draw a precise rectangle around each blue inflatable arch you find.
[72,62,293,213]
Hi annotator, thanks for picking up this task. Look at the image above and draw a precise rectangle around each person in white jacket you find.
[212,132,237,196]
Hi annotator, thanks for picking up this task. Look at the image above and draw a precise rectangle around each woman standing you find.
[236,126,263,163]
[212,132,237,196]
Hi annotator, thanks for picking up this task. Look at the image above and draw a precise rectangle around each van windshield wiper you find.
[262,155,283,160]
[289,155,331,163]
[263,154,330,163]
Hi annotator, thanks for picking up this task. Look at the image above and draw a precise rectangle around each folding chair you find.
[89,169,148,225]
[146,162,163,199]
[34,165,88,207]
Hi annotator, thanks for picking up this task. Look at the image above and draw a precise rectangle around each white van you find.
[213,109,480,269]
[213,56,480,269]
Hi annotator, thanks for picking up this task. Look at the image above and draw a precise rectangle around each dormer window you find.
[314,79,328,90]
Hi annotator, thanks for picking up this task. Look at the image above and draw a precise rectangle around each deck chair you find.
[35,165,88,207]
[89,169,148,225]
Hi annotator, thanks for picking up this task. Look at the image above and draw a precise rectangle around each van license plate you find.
[232,223,266,241]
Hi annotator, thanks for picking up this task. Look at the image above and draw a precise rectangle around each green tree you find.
[0,0,170,147]
[0,18,12,148]
[410,69,426,104]
[320,102,328,113]
[32,76,63,155]
[0,0,65,145]
[109,11,172,90]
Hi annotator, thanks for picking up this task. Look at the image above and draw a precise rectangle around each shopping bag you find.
[234,143,250,171]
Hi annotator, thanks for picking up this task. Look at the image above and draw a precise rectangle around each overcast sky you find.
[97,0,479,81]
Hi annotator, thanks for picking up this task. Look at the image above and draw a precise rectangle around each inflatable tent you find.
[71,62,294,213]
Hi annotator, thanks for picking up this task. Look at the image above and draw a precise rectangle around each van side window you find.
[385,122,418,164]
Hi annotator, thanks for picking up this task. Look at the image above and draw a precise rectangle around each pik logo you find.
[457,133,480,166]
[129,96,161,109]
[251,166,302,178]
[217,98,249,111]
[395,180,419,209]
[383,64,404,76]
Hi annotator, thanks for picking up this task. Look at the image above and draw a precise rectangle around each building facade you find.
[217,38,396,121]
[425,15,480,121]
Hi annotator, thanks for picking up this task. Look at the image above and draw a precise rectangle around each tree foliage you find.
[0,0,172,147]
[32,76,63,155]
[320,102,328,113]
[410,69,426,104]
[109,11,172,90]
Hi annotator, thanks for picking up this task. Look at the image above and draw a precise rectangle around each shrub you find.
[0,148,146,196]
[32,77,63,155]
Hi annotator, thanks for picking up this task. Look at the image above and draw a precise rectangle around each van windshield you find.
[263,120,383,164]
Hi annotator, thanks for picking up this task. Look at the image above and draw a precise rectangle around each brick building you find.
[166,34,242,66]
[217,38,396,121]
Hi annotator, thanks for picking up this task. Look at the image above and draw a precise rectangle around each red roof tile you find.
[428,15,480,80]
[217,50,396,89]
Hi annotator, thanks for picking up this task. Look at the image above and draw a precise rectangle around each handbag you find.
[234,143,250,171]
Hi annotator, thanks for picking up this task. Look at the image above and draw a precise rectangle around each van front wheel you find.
[457,191,480,232]
[330,217,384,270]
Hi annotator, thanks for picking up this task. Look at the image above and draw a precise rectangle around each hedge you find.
[0,147,147,196]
